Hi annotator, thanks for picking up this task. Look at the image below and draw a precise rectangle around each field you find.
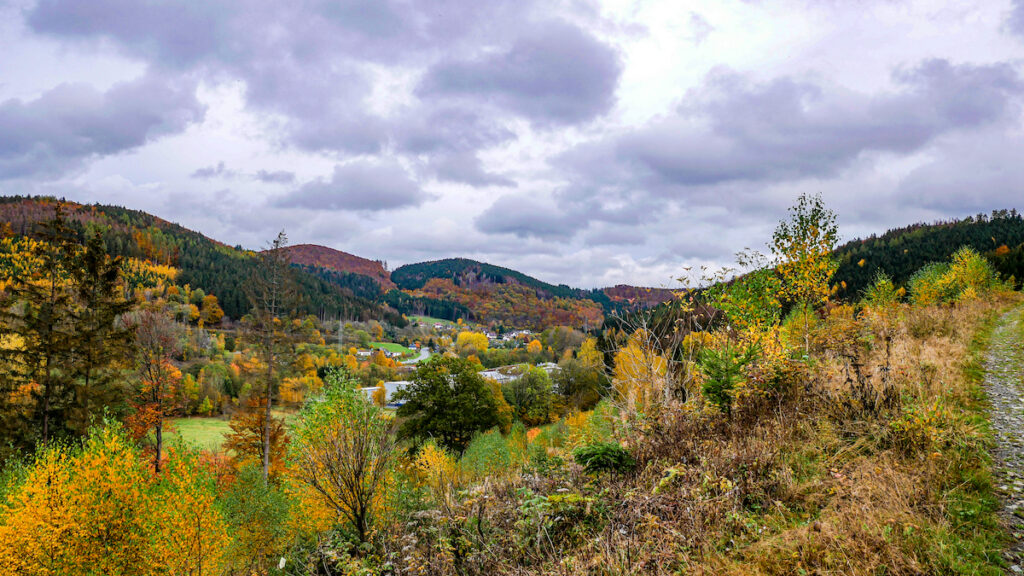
[408,315,454,326]
[165,417,230,451]
[370,341,414,355]
[167,410,299,451]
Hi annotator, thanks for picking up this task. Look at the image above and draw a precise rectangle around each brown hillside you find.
[603,284,678,308]
[283,244,395,290]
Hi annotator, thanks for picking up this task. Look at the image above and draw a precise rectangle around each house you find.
[359,380,411,407]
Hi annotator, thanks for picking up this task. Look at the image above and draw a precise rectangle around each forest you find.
[1,194,1023,575]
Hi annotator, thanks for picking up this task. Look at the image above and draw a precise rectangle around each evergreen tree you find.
[66,231,134,435]
[0,207,79,447]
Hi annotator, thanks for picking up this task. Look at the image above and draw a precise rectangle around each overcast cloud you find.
[2,0,1024,288]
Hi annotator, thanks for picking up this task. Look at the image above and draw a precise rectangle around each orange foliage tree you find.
[124,308,184,473]
[224,398,290,480]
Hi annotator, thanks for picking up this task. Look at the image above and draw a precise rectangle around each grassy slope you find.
[370,342,414,355]
[167,410,299,451]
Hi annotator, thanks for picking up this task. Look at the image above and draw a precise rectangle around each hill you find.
[0,196,395,323]
[833,209,1024,297]
[391,258,613,329]
[281,244,395,290]
[602,284,677,308]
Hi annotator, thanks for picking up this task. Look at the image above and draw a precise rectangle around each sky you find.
[1,0,1023,289]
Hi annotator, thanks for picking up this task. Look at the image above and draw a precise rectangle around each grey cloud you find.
[429,153,516,188]
[275,160,429,212]
[897,129,1024,214]
[28,0,229,68]
[582,225,646,247]
[689,12,714,45]
[396,106,515,155]
[191,161,235,180]
[393,105,517,187]
[474,194,582,239]
[0,73,205,179]
[419,20,622,125]
[254,169,296,184]
[26,0,553,158]
[562,59,1022,192]
[1008,0,1024,37]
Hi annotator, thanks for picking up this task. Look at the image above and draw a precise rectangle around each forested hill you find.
[0,196,392,322]
[833,209,1024,297]
[392,258,615,307]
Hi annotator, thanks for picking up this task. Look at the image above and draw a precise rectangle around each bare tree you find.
[244,231,298,482]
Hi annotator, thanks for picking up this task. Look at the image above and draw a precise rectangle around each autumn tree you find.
[613,329,668,414]
[290,370,396,546]
[0,424,229,575]
[224,398,289,480]
[556,338,608,411]
[705,251,783,332]
[455,330,489,356]
[770,193,839,353]
[244,230,298,482]
[199,293,224,325]
[125,308,184,473]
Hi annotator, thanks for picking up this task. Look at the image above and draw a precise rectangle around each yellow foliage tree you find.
[613,330,668,413]
[526,339,543,354]
[456,331,489,355]
[771,193,839,353]
[0,426,229,576]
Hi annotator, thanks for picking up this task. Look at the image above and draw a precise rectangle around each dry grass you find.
[377,296,1020,576]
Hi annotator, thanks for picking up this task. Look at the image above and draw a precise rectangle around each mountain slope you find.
[392,258,614,304]
[282,244,395,290]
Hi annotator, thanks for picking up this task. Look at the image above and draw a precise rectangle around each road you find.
[402,347,432,365]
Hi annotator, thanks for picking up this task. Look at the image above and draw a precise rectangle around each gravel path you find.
[984,309,1024,572]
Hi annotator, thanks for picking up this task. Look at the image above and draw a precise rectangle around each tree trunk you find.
[155,418,163,473]
[263,342,273,482]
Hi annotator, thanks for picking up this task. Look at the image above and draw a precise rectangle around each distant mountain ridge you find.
[0,196,698,328]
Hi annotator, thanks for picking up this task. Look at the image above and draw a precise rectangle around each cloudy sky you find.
[1,0,1023,288]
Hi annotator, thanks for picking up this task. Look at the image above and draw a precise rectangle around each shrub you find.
[572,441,635,475]
[460,428,517,480]
[698,340,759,413]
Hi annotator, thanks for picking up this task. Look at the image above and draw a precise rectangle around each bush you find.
[572,441,635,475]
[698,340,759,413]
[460,428,518,480]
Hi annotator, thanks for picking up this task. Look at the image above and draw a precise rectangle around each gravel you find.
[985,310,1024,572]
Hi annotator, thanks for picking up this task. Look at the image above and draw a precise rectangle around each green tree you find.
[554,358,607,412]
[395,356,501,453]
[503,365,555,425]
[770,193,839,353]
[66,231,134,435]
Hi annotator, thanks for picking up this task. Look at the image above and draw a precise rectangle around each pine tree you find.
[0,206,79,447]
[66,231,134,435]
